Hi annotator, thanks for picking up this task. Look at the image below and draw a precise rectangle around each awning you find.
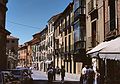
[99,37,120,60]
[87,41,108,54]
[87,37,120,60]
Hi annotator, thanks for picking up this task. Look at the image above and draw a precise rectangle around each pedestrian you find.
[47,65,53,84]
[87,66,95,84]
[81,65,88,84]
[61,66,65,83]
[94,69,100,84]
[53,66,56,80]
[56,66,60,75]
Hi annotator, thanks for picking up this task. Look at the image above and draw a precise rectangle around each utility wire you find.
[7,20,41,30]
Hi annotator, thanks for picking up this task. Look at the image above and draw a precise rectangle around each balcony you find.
[74,7,86,21]
[88,0,97,14]
[74,41,86,51]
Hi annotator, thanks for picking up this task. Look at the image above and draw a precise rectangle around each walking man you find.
[47,65,53,84]
[61,66,65,83]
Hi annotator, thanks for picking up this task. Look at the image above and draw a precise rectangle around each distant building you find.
[31,32,41,70]
[47,14,61,67]
[18,45,27,67]
[6,35,19,69]
[0,0,10,69]
[54,2,75,73]
[31,26,48,71]
[39,26,48,71]
[24,41,33,67]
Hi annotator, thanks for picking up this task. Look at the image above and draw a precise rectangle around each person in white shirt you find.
[80,65,88,84]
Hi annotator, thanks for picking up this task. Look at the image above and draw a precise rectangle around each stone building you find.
[54,2,76,74]
[86,0,120,83]
[6,35,19,69]
[47,14,60,66]
[31,32,41,70]
[18,44,27,67]
[73,0,86,74]
[0,0,10,69]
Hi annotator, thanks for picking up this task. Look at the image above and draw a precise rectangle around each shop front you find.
[87,37,120,84]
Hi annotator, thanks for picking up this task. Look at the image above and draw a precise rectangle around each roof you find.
[33,25,48,38]
[48,13,62,23]
[7,35,19,40]
[53,2,73,26]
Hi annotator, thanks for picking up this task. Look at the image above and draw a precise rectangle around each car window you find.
[11,70,21,75]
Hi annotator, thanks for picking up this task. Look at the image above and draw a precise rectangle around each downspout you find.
[103,0,105,41]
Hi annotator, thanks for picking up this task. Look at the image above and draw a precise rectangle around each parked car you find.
[0,70,21,84]
[10,68,33,84]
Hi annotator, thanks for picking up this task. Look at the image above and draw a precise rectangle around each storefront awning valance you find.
[87,37,120,60]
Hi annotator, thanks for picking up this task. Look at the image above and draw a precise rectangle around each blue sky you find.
[6,0,72,45]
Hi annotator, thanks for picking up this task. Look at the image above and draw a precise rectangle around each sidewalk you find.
[32,70,80,81]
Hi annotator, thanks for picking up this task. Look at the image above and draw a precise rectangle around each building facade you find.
[103,0,120,83]
[0,0,10,69]
[24,41,33,68]
[39,26,48,71]
[6,35,19,69]
[86,0,104,50]
[31,32,41,70]
[47,14,60,64]
[18,45,27,67]
[86,0,120,83]
[54,2,82,74]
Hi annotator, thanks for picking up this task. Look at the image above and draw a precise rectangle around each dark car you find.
[10,68,33,84]
[0,71,21,84]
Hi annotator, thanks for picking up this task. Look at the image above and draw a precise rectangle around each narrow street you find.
[32,70,80,84]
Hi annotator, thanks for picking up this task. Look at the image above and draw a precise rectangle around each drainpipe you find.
[103,0,105,41]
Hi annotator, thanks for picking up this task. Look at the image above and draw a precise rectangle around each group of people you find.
[47,65,65,83]
[80,65,100,84]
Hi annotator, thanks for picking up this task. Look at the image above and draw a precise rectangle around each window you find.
[65,30,67,36]
[66,15,70,26]
[70,12,73,24]
[74,0,86,17]
[7,40,9,43]
[51,36,53,47]
[108,0,115,31]
[74,21,80,42]
[12,40,15,43]
[74,0,79,11]
[74,21,85,43]
[65,37,67,52]
[68,27,71,34]
[68,35,71,52]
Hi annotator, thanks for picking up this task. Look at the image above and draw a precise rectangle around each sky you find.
[6,0,72,45]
